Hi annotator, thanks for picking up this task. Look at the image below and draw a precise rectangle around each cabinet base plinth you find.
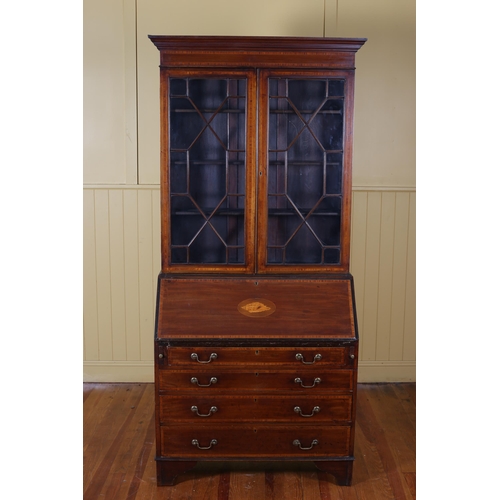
[156,460,197,486]
[314,460,353,486]
[155,459,353,486]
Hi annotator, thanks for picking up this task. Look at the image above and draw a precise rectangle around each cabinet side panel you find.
[160,69,169,272]
[341,72,356,271]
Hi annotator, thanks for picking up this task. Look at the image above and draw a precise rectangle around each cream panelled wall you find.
[137,0,328,184]
[84,187,161,381]
[83,0,416,382]
[83,187,415,382]
[83,0,137,184]
[335,0,416,187]
[351,188,416,381]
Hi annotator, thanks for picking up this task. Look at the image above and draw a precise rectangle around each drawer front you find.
[158,369,354,392]
[160,425,351,458]
[166,346,350,368]
[159,394,352,423]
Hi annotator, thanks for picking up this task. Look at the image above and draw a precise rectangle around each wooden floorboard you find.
[83,383,415,500]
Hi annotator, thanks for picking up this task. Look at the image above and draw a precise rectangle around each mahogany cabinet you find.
[149,35,366,486]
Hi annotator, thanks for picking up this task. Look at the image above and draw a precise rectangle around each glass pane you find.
[170,152,188,194]
[324,248,340,264]
[212,213,245,248]
[189,79,227,111]
[309,99,343,151]
[169,77,247,265]
[268,214,302,247]
[307,197,342,246]
[288,80,326,116]
[189,225,226,264]
[328,80,344,97]
[285,224,322,264]
[170,98,205,150]
[170,196,205,245]
[287,162,323,210]
[325,153,343,195]
[170,78,187,96]
[171,247,188,264]
[188,146,226,212]
[267,77,345,266]
[227,152,246,196]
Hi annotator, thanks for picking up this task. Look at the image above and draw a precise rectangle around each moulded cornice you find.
[148,35,367,53]
[148,36,367,69]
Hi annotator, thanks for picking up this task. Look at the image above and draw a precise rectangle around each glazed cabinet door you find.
[257,70,355,273]
[161,70,257,273]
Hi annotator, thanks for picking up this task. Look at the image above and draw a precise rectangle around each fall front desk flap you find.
[156,277,356,339]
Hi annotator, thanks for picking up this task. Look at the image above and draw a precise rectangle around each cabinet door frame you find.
[257,69,355,274]
[160,68,257,273]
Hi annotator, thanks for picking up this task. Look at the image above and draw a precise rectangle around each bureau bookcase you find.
[149,35,366,486]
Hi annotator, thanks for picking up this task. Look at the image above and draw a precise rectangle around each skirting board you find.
[84,361,154,383]
[83,360,415,383]
[358,361,415,383]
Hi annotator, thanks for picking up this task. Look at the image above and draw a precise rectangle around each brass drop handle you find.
[294,405,320,417]
[191,352,218,364]
[191,405,218,417]
[293,439,319,450]
[294,377,321,388]
[192,439,217,450]
[191,377,218,387]
[295,353,322,365]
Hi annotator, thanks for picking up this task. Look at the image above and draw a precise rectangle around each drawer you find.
[159,425,351,458]
[159,394,353,423]
[166,346,351,368]
[158,369,354,392]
